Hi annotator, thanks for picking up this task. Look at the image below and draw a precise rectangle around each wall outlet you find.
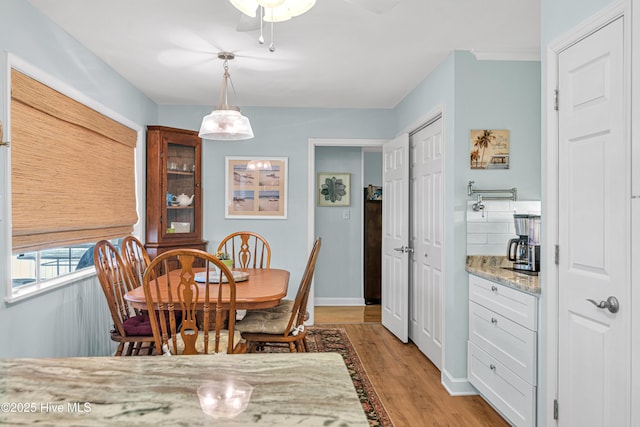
[342,209,350,220]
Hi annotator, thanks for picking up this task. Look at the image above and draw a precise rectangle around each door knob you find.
[586,296,619,313]
[393,246,414,254]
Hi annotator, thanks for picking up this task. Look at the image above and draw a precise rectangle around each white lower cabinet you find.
[468,274,539,427]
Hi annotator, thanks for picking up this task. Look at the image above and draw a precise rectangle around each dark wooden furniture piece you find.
[363,189,382,304]
[145,126,207,269]
[236,238,321,353]
[125,267,290,311]
[217,231,272,269]
[94,240,155,356]
[142,249,244,355]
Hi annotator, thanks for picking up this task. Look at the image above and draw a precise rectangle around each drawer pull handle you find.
[489,364,496,371]
[491,318,498,325]
[490,285,498,293]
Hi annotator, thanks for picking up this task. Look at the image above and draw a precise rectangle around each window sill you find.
[4,268,97,304]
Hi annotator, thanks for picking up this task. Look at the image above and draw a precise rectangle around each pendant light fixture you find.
[229,0,316,51]
[199,52,254,141]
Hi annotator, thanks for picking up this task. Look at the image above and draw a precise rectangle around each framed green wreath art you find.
[317,173,350,207]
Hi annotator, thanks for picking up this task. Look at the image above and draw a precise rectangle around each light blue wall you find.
[363,151,382,186]
[456,51,541,201]
[0,0,158,358]
[314,147,363,300]
[158,106,394,296]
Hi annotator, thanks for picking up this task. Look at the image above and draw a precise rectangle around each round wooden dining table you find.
[124,268,290,311]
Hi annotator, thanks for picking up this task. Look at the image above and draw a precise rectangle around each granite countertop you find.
[466,255,540,295]
[0,353,368,426]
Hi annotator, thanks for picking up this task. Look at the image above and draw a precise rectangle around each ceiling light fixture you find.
[229,0,316,51]
[199,52,254,141]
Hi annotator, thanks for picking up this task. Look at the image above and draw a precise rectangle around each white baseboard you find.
[441,369,478,396]
[314,297,365,306]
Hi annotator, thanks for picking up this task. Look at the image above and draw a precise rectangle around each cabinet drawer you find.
[468,341,536,427]
[469,275,538,331]
[469,301,537,385]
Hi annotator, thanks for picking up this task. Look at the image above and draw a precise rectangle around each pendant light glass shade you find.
[199,53,254,141]
[199,109,254,140]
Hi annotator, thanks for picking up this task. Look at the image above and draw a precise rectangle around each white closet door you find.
[557,17,630,427]
[409,117,443,369]
[381,133,409,343]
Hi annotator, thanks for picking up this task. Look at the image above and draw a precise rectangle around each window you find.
[7,61,139,300]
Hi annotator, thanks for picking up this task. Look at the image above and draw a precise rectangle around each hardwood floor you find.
[314,306,509,427]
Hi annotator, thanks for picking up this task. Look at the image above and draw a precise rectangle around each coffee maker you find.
[507,214,541,273]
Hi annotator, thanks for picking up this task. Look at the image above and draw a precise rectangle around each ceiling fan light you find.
[256,0,286,8]
[199,109,254,141]
[229,0,259,17]
[262,4,292,22]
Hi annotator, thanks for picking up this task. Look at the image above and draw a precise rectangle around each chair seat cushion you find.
[235,309,292,335]
[122,314,153,336]
[170,330,243,355]
[255,299,294,314]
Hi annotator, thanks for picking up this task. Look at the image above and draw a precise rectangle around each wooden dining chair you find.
[236,238,321,352]
[94,240,155,356]
[121,235,151,288]
[217,231,271,269]
[142,249,244,355]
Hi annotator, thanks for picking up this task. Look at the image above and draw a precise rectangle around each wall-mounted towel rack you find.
[467,181,517,201]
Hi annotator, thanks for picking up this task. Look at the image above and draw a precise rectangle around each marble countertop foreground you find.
[0,353,368,426]
[466,256,540,295]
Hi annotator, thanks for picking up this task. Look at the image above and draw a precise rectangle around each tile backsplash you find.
[466,200,541,256]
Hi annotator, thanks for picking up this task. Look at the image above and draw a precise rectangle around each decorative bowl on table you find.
[197,377,253,419]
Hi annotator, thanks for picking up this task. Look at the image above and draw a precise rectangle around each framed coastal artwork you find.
[317,172,351,207]
[469,129,510,170]
[225,156,288,219]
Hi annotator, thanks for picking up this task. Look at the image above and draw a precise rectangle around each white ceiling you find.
[27,0,540,109]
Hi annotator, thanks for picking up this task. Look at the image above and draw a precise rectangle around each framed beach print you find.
[469,129,510,170]
[317,172,351,207]
[225,156,288,219]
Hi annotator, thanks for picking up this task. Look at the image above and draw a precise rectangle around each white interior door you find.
[381,133,409,343]
[557,17,630,426]
[409,117,443,369]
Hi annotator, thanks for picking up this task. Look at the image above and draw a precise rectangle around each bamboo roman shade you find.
[11,69,138,253]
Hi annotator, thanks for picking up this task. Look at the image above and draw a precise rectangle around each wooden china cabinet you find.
[145,126,207,264]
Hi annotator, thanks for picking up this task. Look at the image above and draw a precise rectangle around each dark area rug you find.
[264,327,393,427]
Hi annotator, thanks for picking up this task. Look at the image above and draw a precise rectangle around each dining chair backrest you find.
[121,236,150,288]
[94,240,155,355]
[235,238,321,353]
[289,238,321,332]
[142,249,239,355]
[217,231,271,269]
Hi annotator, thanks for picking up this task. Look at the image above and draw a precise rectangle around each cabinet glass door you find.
[165,142,196,236]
